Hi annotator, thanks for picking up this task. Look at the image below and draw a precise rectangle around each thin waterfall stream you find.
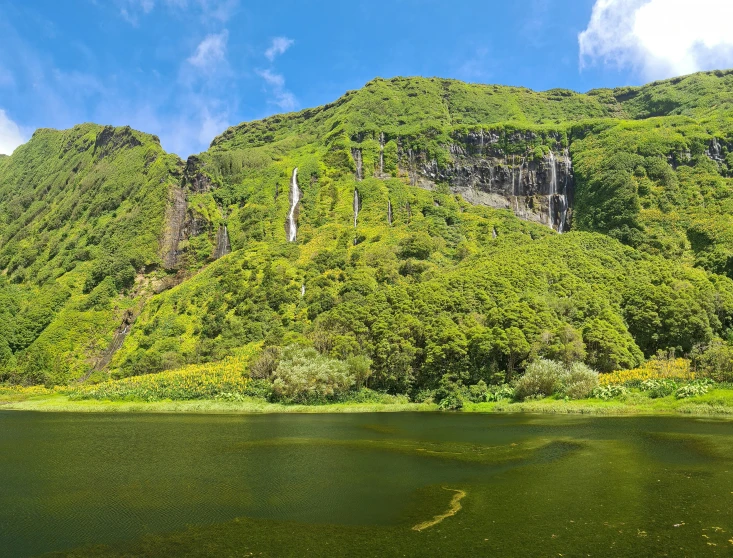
[353,189,359,228]
[287,168,300,242]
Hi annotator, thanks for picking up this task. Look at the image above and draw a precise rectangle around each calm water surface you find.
[1,411,732,557]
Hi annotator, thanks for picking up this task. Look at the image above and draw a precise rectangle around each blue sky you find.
[1,0,732,156]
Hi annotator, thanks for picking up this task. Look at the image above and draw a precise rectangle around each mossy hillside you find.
[4,71,733,390]
[0,124,182,383]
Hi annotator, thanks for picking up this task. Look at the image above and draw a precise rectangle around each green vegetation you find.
[2,70,733,404]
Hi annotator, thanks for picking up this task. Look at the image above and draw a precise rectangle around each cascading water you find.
[301,284,306,297]
[549,151,557,231]
[353,189,360,228]
[387,199,393,225]
[287,168,300,242]
[214,225,231,259]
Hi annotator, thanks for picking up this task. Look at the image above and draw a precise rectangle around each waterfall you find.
[516,159,523,194]
[353,189,360,228]
[287,168,300,242]
[301,284,306,297]
[492,227,498,239]
[549,152,557,231]
[214,225,231,259]
[387,199,393,225]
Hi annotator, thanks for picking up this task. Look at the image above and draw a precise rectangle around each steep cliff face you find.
[161,155,221,270]
[351,130,574,231]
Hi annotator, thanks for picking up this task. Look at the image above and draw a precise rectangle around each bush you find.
[412,388,436,404]
[467,380,488,403]
[435,373,467,410]
[249,346,281,379]
[592,384,628,400]
[514,359,568,400]
[271,345,355,404]
[675,379,715,399]
[693,340,733,383]
[485,383,515,402]
[639,378,678,398]
[561,362,599,399]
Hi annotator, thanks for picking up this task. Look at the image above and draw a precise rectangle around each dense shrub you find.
[693,340,733,383]
[514,359,568,400]
[485,383,515,402]
[561,362,600,399]
[639,378,678,398]
[592,384,628,400]
[270,345,356,403]
[675,379,714,399]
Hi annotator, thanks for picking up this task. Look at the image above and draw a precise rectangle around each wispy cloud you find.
[579,0,733,79]
[116,0,239,25]
[256,69,297,111]
[187,31,229,70]
[265,37,294,62]
[0,109,26,155]
[454,48,491,82]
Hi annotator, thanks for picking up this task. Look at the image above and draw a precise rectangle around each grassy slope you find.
[0,125,182,383]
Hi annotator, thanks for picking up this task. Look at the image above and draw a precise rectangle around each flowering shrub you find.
[592,385,628,400]
[68,357,250,401]
[675,379,715,399]
[600,358,694,386]
[639,379,678,398]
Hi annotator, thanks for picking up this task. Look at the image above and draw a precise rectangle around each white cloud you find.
[256,69,297,111]
[188,31,228,70]
[265,37,294,61]
[257,69,284,88]
[0,109,25,155]
[579,0,733,80]
[116,0,238,24]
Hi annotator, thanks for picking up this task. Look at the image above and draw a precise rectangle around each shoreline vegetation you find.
[4,389,733,417]
[3,352,733,417]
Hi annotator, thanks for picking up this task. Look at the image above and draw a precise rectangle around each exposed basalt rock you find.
[392,134,574,231]
[93,126,142,159]
[705,138,732,164]
[213,225,231,259]
[184,155,214,193]
[161,185,187,269]
[92,309,136,372]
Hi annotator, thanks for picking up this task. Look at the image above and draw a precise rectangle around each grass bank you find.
[4,389,733,416]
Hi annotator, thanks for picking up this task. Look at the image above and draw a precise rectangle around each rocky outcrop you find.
[184,155,214,193]
[393,131,574,231]
[161,185,187,269]
[92,309,136,372]
[213,225,231,259]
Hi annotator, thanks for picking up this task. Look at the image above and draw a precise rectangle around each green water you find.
[1,412,733,557]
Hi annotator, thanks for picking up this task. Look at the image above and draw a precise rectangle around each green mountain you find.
[2,70,733,391]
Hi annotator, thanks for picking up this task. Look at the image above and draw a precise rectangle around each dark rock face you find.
[161,185,187,269]
[93,126,142,159]
[184,155,213,193]
[213,225,231,260]
[377,130,573,231]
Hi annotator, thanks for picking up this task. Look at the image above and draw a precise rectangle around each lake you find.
[1,411,732,557]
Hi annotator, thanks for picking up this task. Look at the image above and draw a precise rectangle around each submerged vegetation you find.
[2,71,733,405]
